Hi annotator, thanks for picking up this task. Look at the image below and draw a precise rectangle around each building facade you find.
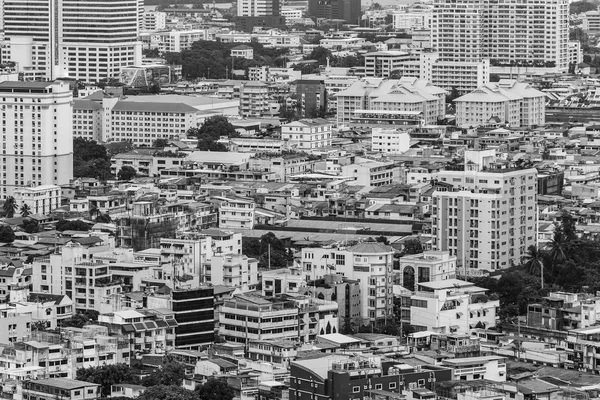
[281,119,333,151]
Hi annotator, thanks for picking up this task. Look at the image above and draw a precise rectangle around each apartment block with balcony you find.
[13,185,62,216]
[247,339,298,367]
[364,51,414,78]
[217,81,270,117]
[205,254,258,289]
[566,325,600,371]
[155,30,210,53]
[431,150,537,273]
[160,236,211,284]
[527,292,600,331]
[213,196,256,230]
[441,356,507,382]
[281,118,332,151]
[340,159,399,187]
[219,293,339,344]
[410,279,499,335]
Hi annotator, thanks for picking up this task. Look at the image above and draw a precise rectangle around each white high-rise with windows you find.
[431,150,537,274]
[431,0,569,73]
[0,81,73,197]
[1,0,143,82]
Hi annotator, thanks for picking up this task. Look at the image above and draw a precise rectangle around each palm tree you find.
[20,204,31,217]
[548,230,567,266]
[522,244,544,288]
[89,203,100,219]
[3,196,17,218]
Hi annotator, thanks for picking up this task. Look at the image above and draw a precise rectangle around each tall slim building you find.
[0,81,73,197]
[308,0,361,25]
[431,150,537,273]
[431,0,569,72]
[1,0,142,82]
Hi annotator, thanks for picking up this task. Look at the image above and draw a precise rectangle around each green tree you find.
[21,219,40,234]
[570,1,597,14]
[399,239,423,257]
[31,320,50,331]
[191,116,239,151]
[3,196,18,218]
[138,385,199,400]
[446,87,461,103]
[55,219,91,232]
[196,378,235,400]
[153,138,169,148]
[73,138,113,180]
[20,204,31,217]
[141,361,186,387]
[118,166,137,181]
[521,245,544,277]
[0,225,15,243]
[76,364,139,397]
[96,213,112,223]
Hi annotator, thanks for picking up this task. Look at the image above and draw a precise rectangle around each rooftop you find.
[29,378,100,390]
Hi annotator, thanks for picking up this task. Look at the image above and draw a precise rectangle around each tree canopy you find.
[141,361,186,387]
[0,225,15,243]
[76,364,139,397]
[189,116,240,151]
[73,138,113,180]
[55,219,91,232]
[118,166,137,181]
[3,196,17,218]
[570,1,598,14]
[196,378,235,400]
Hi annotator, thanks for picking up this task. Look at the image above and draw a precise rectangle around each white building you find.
[281,119,333,151]
[431,150,537,272]
[454,80,546,128]
[371,128,411,154]
[340,159,398,187]
[238,0,279,16]
[13,185,62,216]
[214,196,256,230]
[1,0,142,82]
[0,81,73,197]
[410,279,499,335]
[392,11,432,31]
[364,51,413,78]
[231,45,254,60]
[336,77,446,127]
[205,254,258,290]
[398,250,457,291]
[582,10,600,33]
[143,11,167,31]
[155,30,210,53]
[442,356,507,382]
[431,0,569,73]
[280,8,303,24]
[568,40,584,66]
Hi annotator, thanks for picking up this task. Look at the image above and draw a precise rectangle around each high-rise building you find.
[307,0,361,25]
[1,0,142,82]
[431,150,537,273]
[0,81,73,197]
[171,287,215,350]
[235,0,285,32]
[431,0,569,73]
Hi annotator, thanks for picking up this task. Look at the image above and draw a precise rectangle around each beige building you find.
[13,185,62,215]
[431,150,537,272]
[398,250,457,291]
[454,80,546,128]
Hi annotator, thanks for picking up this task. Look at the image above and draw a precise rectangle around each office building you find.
[393,10,432,31]
[454,80,546,128]
[431,150,537,272]
[336,77,446,127]
[296,80,327,118]
[2,0,143,82]
[431,0,569,73]
[0,81,73,197]
[236,0,285,32]
[171,287,215,350]
[307,0,361,25]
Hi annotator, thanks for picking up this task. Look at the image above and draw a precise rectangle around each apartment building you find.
[307,0,360,24]
[410,279,499,334]
[13,185,61,216]
[212,196,256,230]
[442,356,507,381]
[398,250,457,291]
[217,81,270,117]
[393,11,432,31]
[296,80,327,117]
[300,274,362,325]
[300,243,394,325]
[454,80,546,128]
[364,51,413,78]
[2,0,142,82]
[566,325,600,371]
[371,128,411,154]
[111,151,187,177]
[0,306,32,343]
[431,0,569,73]
[205,254,258,289]
[527,292,600,331]
[431,150,537,272]
[22,378,100,400]
[142,11,167,31]
[219,293,339,344]
[155,30,210,53]
[340,159,398,187]
[0,81,73,197]
[582,10,600,33]
[281,119,332,151]
[336,77,446,127]
[231,45,254,60]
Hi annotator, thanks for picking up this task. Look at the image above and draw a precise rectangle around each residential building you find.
[231,45,254,60]
[296,80,327,117]
[431,0,569,73]
[2,0,142,82]
[172,287,215,350]
[142,11,166,31]
[219,293,339,344]
[217,81,270,117]
[155,30,210,53]
[204,254,259,289]
[442,356,507,382]
[566,325,600,371]
[289,355,452,400]
[262,268,306,297]
[13,185,62,215]
[364,51,413,78]
[307,0,361,24]
[0,81,73,197]
[340,159,398,187]
[336,77,446,127]
[160,236,212,284]
[21,378,100,400]
[393,11,432,31]
[300,242,395,325]
[248,66,301,83]
[213,196,256,230]
[398,250,457,291]
[454,80,546,128]
[300,274,362,327]
[431,150,538,272]
[281,119,333,151]
[527,292,600,331]
[582,10,600,33]
[410,279,499,334]
[238,0,280,17]
[0,306,32,343]
[247,339,298,367]
[120,64,182,88]
[371,128,411,154]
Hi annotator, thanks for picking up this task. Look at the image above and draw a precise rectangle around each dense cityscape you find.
[0,0,598,399]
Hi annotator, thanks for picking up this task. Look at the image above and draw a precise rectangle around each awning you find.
[456,312,463,317]
[133,323,146,332]
[155,320,168,328]
[166,319,178,327]
[122,324,135,333]
[144,321,158,330]
[450,325,460,330]
[310,317,318,324]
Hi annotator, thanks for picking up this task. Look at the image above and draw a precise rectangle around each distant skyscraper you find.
[308,0,361,25]
[235,0,285,32]
[1,0,142,82]
[431,0,569,72]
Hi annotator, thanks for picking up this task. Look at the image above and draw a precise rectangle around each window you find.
[353,386,360,393]
[375,384,383,390]
[389,382,397,389]
[418,379,425,386]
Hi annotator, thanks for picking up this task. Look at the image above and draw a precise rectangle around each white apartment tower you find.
[238,0,279,16]
[2,0,143,82]
[0,81,73,197]
[431,0,569,73]
[431,150,537,273]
